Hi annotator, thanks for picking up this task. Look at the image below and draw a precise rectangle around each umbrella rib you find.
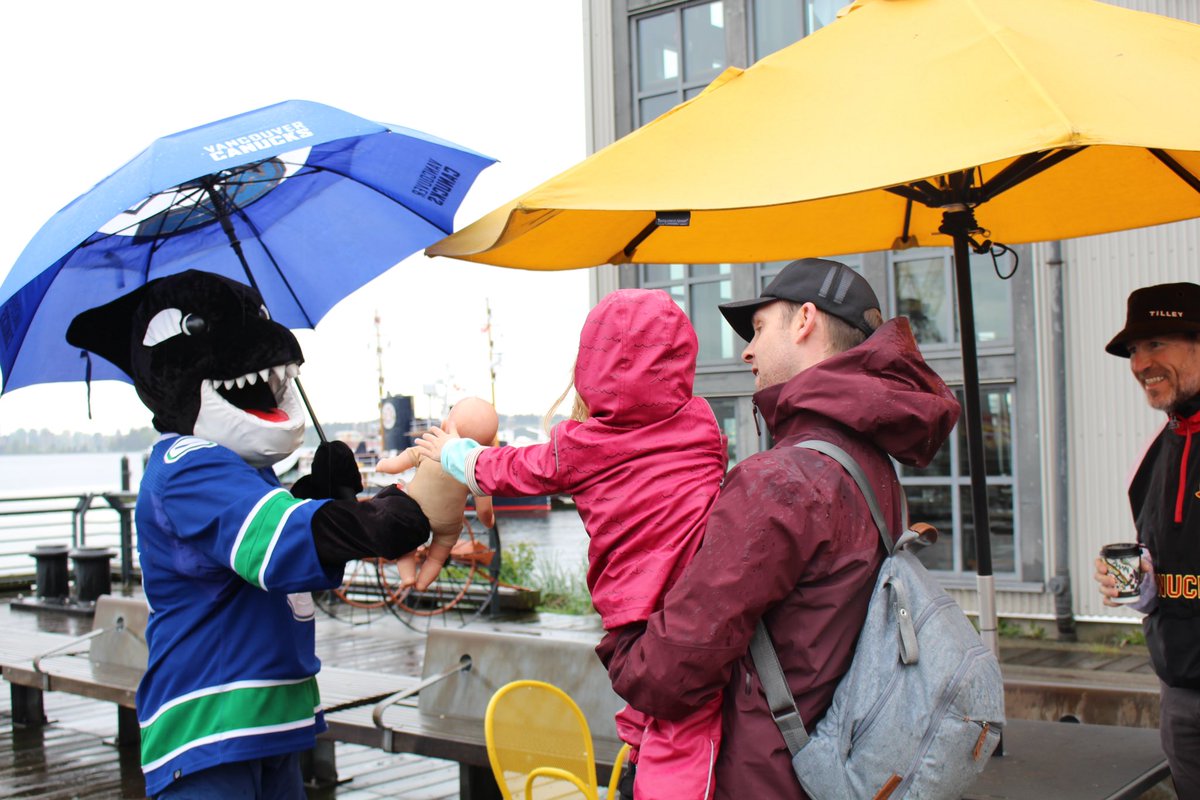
[229,207,317,328]
[979,147,1086,202]
[885,182,944,208]
[1149,149,1200,196]
[299,163,453,235]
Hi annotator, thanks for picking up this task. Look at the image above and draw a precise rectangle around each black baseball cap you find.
[1105,282,1200,357]
[719,258,880,343]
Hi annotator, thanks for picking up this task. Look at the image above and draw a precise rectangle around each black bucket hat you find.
[1105,282,1200,357]
[719,258,880,343]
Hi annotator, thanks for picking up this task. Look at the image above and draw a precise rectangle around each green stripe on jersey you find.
[141,676,320,769]
[232,490,305,587]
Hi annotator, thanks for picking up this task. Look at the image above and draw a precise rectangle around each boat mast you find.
[485,299,496,407]
[375,310,385,451]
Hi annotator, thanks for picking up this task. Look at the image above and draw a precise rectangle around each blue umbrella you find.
[0,99,495,427]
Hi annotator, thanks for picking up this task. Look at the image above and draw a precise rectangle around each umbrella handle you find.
[294,378,327,443]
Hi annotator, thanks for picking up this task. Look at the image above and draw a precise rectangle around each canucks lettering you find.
[411,158,461,206]
[1156,573,1200,600]
[203,122,314,162]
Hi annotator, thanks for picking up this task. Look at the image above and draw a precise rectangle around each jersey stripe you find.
[230,489,308,588]
[140,676,320,771]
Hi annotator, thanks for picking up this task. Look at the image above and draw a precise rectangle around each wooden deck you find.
[0,594,1178,799]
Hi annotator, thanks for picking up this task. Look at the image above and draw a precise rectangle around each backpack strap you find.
[748,439,905,757]
[794,439,894,556]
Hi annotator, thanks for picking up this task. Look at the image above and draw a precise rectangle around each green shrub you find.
[534,552,595,615]
[499,540,538,587]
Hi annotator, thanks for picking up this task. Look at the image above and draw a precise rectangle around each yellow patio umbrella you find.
[432,0,1200,269]
[429,0,1200,654]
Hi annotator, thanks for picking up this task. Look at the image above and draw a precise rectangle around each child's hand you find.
[395,552,418,591]
[415,529,460,591]
[415,426,455,462]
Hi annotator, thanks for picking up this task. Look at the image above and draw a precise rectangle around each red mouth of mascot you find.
[245,408,290,423]
[213,365,295,423]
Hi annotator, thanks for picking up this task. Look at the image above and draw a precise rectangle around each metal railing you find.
[0,491,137,588]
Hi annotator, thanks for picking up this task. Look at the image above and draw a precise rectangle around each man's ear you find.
[792,301,819,344]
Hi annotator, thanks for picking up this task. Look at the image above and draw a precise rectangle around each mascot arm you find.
[310,484,431,568]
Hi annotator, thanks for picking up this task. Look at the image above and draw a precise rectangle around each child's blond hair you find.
[543,368,588,436]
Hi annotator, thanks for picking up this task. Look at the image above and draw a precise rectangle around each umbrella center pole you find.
[939,206,1000,659]
[198,177,326,445]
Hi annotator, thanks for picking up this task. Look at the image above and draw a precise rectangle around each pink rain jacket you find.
[600,317,960,800]
[470,289,727,628]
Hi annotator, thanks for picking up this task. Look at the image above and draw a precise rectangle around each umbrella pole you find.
[294,379,327,444]
[943,210,999,659]
[201,178,328,445]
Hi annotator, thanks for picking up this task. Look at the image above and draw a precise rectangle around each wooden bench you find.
[1,594,147,745]
[320,626,625,800]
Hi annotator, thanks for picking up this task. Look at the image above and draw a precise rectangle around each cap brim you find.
[1105,320,1200,357]
[719,296,776,343]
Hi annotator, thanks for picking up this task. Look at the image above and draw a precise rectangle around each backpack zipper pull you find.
[972,721,991,760]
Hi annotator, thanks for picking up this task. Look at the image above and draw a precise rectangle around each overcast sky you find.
[0,1,592,435]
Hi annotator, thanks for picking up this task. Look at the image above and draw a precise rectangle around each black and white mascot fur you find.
[66,269,430,799]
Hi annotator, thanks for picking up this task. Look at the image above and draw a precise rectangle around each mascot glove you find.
[292,440,363,500]
[440,437,482,485]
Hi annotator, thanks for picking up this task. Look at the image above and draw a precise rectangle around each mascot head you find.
[66,270,306,467]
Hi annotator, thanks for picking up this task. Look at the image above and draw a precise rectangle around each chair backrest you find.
[485,679,600,800]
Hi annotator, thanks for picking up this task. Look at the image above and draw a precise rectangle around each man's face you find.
[742,301,803,391]
[1127,334,1200,412]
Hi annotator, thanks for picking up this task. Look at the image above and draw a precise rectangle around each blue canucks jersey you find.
[134,435,342,795]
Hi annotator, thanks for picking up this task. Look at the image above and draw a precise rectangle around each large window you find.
[634,1,729,126]
[706,397,740,466]
[899,387,1017,575]
[891,248,1014,349]
[641,263,737,363]
[751,0,842,59]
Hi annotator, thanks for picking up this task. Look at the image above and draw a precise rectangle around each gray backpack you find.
[749,440,1005,800]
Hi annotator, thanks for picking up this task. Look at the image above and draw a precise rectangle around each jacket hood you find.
[575,289,698,427]
[755,317,959,467]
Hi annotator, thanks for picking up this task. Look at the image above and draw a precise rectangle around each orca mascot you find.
[67,269,430,798]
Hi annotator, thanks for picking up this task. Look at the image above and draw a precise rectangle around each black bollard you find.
[31,544,70,600]
[70,547,114,603]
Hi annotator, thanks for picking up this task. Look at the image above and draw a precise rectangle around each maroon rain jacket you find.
[600,316,959,800]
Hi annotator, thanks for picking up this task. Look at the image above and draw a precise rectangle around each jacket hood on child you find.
[471,288,727,628]
[575,288,698,427]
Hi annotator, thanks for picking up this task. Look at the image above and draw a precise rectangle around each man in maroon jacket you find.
[600,258,959,799]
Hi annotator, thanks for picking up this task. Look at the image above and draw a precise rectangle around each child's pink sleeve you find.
[472,433,576,497]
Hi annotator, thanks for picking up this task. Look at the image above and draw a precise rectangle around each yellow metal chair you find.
[485,679,630,799]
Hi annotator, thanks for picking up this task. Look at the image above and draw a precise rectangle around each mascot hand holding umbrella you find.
[67,269,432,797]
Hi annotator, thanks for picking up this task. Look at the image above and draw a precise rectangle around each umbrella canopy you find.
[0,99,494,393]
[428,0,1200,653]
[430,0,1200,268]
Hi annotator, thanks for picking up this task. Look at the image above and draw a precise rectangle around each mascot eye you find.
[143,308,185,347]
[258,305,270,321]
[182,314,207,335]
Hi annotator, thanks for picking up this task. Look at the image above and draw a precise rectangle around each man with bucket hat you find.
[599,258,960,799]
[1094,282,1200,796]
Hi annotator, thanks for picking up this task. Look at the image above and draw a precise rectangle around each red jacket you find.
[601,317,959,800]
[471,289,727,628]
